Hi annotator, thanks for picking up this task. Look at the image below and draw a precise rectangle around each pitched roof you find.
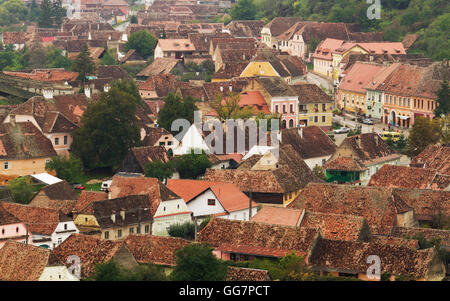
[250,207,303,227]
[138,74,183,98]
[143,127,172,146]
[157,39,196,51]
[391,227,450,249]
[288,183,413,235]
[289,83,332,104]
[225,20,265,38]
[109,175,180,216]
[368,165,444,190]
[1,202,69,236]
[97,65,131,80]
[0,241,51,281]
[323,156,367,171]
[410,145,450,175]
[52,233,126,278]
[3,69,78,82]
[226,266,271,281]
[36,180,79,201]
[0,204,21,225]
[136,57,179,77]
[238,91,270,114]
[280,126,336,159]
[308,237,437,279]
[264,17,304,37]
[119,49,144,63]
[0,121,57,160]
[28,199,77,216]
[128,146,171,169]
[197,218,319,258]
[73,190,108,214]
[124,234,191,266]
[339,62,386,94]
[93,195,153,228]
[1,31,26,44]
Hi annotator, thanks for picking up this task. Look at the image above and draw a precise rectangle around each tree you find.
[170,243,227,281]
[313,165,326,181]
[71,85,140,170]
[157,93,198,135]
[210,92,254,121]
[434,77,449,117]
[8,177,35,204]
[130,15,138,24]
[124,30,157,59]
[110,79,142,105]
[230,0,257,20]
[37,0,53,28]
[167,221,196,240]
[72,44,96,81]
[88,261,127,281]
[100,48,118,66]
[174,151,212,179]
[144,159,175,181]
[45,155,84,184]
[407,117,440,157]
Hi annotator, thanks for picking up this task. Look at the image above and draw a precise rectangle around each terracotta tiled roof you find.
[0,202,68,236]
[226,266,271,281]
[0,241,51,281]
[73,190,108,214]
[323,156,367,171]
[197,218,319,258]
[371,235,419,249]
[402,34,419,50]
[109,175,180,216]
[213,62,248,80]
[35,180,79,201]
[1,32,26,44]
[391,227,450,248]
[188,32,231,52]
[280,126,336,159]
[157,39,196,51]
[339,62,385,94]
[289,83,332,104]
[368,165,443,190]
[124,234,191,266]
[225,20,265,38]
[28,199,77,216]
[410,145,450,175]
[308,237,437,279]
[288,183,413,235]
[52,233,126,278]
[0,122,57,160]
[238,91,270,114]
[264,17,303,37]
[136,57,179,77]
[129,146,171,169]
[0,204,21,225]
[119,49,144,63]
[167,179,224,202]
[3,69,78,82]
[143,127,171,146]
[97,65,131,80]
[250,207,303,227]
[139,74,183,98]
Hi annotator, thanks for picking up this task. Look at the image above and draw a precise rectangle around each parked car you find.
[101,179,112,192]
[362,119,374,125]
[72,183,85,190]
[334,127,350,134]
[381,131,401,142]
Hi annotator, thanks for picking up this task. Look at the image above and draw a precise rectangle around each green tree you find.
[167,221,196,240]
[174,151,212,179]
[124,30,157,59]
[157,93,198,135]
[72,44,96,81]
[170,243,227,281]
[123,264,167,281]
[88,261,127,281]
[407,117,440,157]
[230,0,257,20]
[8,177,35,204]
[100,48,118,66]
[144,159,175,181]
[71,85,141,170]
[110,78,142,106]
[434,77,449,117]
[130,15,138,24]
[45,155,84,184]
[210,92,254,121]
[37,0,53,28]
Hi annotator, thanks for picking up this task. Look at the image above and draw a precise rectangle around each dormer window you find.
[3,162,9,170]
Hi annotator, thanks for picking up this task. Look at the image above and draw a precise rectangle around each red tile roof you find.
[73,190,108,214]
[250,207,303,227]
[410,145,450,175]
[3,69,79,82]
[226,266,271,281]
[323,156,367,171]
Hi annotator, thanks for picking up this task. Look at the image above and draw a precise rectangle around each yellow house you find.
[0,121,56,185]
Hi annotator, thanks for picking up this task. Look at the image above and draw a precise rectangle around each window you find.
[55,137,59,145]
[117,229,122,238]
[104,231,109,239]
[136,226,141,234]
[144,225,150,234]
[322,104,326,111]
[64,224,67,230]
[168,141,173,146]
[208,199,215,206]
[290,104,294,113]
[129,227,134,234]
[1,229,4,235]
[282,105,286,113]
[314,116,318,123]
[64,136,68,145]
[275,105,279,113]
[85,217,88,222]
[3,162,8,170]
[322,116,326,123]
[16,227,19,233]
[159,142,165,146]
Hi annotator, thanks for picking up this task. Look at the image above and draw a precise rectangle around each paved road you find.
[114,21,130,32]
[306,72,334,93]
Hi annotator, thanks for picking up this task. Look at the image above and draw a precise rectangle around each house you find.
[154,39,197,59]
[108,175,192,236]
[287,183,418,235]
[337,62,385,115]
[214,48,257,72]
[119,146,173,174]
[0,241,79,281]
[368,165,450,191]
[223,20,265,39]
[260,17,303,50]
[308,237,445,281]
[124,234,191,274]
[138,74,186,99]
[28,180,79,215]
[52,233,138,279]
[197,217,320,262]
[0,202,79,249]
[3,93,90,156]
[72,190,107,236]
[250,207,304,227]
[136,57,181,79]
[323,156,367,184]
[279,126,337,169]
[119,49,146,64]
[289,83,333,130]
[327,132,401,185]
[226,266,271,281]
[0,205,31,248]
[3,69,79,84]
[1,32,26,50]
[0,121,57,185]
[143,127,179,154]
[166,179,258,221]
[240,50,307,84]
[391,227,450,250]
[211,62,249,82]
[173,123,210,156]
[410,145,450,175]
[93,195,154,240]
[209,37,257,56]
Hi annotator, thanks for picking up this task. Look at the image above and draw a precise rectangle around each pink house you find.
[0,205,32,248]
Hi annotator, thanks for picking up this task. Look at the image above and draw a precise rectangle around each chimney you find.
[84,86,91,98]
[88,32,92,40]
[220,85,223,92]
[43,89,54,100]
[229,84,232,92]
[298,127,303,139]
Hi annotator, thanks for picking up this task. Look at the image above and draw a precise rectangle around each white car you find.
[333,127,350,134]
